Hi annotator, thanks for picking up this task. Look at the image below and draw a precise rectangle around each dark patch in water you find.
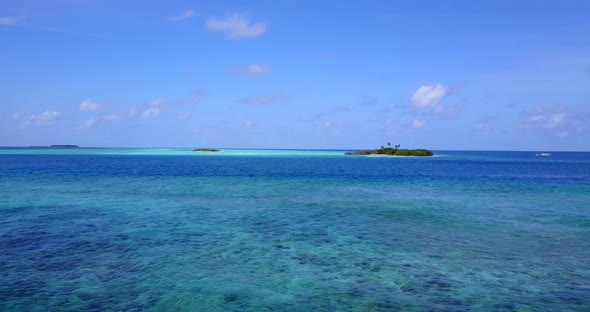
[224,292,240,302]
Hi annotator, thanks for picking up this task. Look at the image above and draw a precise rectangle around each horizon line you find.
[0,145,588,153]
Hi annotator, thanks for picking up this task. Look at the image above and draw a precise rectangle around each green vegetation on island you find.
[345,143,433,156]
[50,145,79,148]
[192,148,221,152]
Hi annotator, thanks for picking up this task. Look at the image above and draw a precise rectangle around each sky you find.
[1,0,589,150]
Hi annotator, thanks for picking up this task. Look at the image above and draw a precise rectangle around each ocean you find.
[1,148,589,311]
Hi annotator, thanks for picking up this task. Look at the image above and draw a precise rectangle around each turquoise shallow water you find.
[1,148,589,311]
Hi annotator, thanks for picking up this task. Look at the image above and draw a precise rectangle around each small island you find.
[192,148,222,152]
[345,144,433,157]
[50,145,80,148]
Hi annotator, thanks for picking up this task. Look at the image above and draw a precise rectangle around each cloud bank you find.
[520,105,589,138]
[23,111,62,127]
[79,113,124,130]
[80,99,163,130]
[168,9,195,22]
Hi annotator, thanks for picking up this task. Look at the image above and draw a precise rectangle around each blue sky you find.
[1,0,589,150]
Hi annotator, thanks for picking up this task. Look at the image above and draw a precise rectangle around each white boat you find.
[536,153,552,157]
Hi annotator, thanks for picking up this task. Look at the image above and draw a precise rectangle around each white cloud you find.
[411,84,449,110]
[79,99,103,112]
[205,14,266,39]
[0,15,23,26]
[141,100,161,117]
[80,113,123,130]
[168,9,195,22]
[243,64,272,75]
[78,100,164,129]
[520,105,590,138]
[528,111,566,129]
[412,119,425,129]
[79,113,124,130]
[523,107,567,130]
[23,111,62,127]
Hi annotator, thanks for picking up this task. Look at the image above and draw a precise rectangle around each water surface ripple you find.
[1,149,589,311]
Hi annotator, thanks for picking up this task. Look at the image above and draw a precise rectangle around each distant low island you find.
[49,145,79,148]
[345,144,433,156]
[192,148,221,152]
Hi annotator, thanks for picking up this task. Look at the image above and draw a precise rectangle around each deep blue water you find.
[1,149,589,311]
